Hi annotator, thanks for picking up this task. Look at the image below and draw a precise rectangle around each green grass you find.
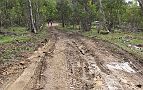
[0,27,31,44]
[129,39,143,44]
[58,25,143,59]
[0,26,49,63]
[0,36,30,43]
[83,29,143,59]
[0,36,13,43]
[7,27,29,34]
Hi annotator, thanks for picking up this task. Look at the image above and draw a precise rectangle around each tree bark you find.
[80,0,92,31]
[62,14,65,27]
[138,0,143,12]
[28,0,37,33]
[35,0,41,30]
[0,12,2,30]
[99,0,109,33]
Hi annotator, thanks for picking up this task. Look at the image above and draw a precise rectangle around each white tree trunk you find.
[99,0,109,32]
[28,0,37,33]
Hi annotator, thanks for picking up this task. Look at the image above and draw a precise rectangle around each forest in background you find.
[0,0,143,63]
[0,0,143,33]
[1,1,143,89]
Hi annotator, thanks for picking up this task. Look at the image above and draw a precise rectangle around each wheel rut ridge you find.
[31,31,58,90]
[29,29,143,90]
[5,31,58,90]
[6,28,143,90]
[78,36,143,90]
[74,36,111,75]
[65,35,109,90]
[65,33,143,90]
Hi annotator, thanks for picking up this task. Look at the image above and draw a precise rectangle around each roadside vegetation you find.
[56,0,143,60]
[58,25,143,60]
[0,0,143,67]
[0,26,49,64]
[0,0,143,89]
[83,29,143,59]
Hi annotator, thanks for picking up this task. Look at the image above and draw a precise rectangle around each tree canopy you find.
[0,0,143,33]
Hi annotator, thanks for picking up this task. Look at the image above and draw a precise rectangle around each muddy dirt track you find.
[4,26,143,90]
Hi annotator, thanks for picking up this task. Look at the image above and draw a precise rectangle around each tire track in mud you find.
[29,31,58,90]
[38,29,71,90]
[4,29,58,90]
[78,36,143,90]
[64,33,143,90]
[31,28,143,90]
[71,37,122,90]
[34,30,143,90]
[65,36,109,90]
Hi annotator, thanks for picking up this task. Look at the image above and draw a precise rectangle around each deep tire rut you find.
[37,28,143,90]
[5,27,143,90]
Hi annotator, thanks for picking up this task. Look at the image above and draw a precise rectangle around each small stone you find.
[136,84,142,88]
[20,61,25,65]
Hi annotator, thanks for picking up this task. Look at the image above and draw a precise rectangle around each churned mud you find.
[3,25,143,90]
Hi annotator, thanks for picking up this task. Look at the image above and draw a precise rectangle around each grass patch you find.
[0,36,30,43]
[0,36,14,43]
[0,27,30,44]
[6,27,29,34]
[83,29,143,59]
[129,39,143,44]
[0,26,49,63]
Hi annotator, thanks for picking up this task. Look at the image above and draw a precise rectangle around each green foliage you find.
[83,29,143,58]
[56,0,72,22]
[0,26,49,62]
[1,0,143,32]
[0,36,13,43]
[0,0,58,29]
[123,2,143,28]
[101,0,126,29]
[0,27,29,43]
[39,0,57,20]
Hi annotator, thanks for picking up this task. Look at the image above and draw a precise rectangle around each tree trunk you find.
[35,0,41,30]
[99,0,110,33]
[81,18,91,31]
[62,14,65,27]
[0,12,2,30]
[138,0,143,14]
[80,0,92,31]
[28,0,37,33]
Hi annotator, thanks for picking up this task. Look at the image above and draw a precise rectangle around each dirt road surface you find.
[4,25,143,90]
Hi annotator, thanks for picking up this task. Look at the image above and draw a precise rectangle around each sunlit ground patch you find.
[106,62,136,73]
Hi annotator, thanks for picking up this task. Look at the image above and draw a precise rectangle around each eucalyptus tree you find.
[97,0,109,33]
[70,0,97,31]
[138,0,143,13]
[56,0,72,27]
[124,0,143,31]
[28,0,37,33]
[41,0,57,21]
[101,0,126,32]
